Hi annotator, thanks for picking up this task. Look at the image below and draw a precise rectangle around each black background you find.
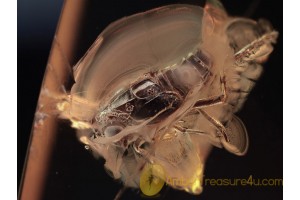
[18,0,282,199]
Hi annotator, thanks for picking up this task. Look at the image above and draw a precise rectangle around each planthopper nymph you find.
[49,0,279,196]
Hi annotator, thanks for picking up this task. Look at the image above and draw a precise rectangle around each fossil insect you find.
[52,0,278,196]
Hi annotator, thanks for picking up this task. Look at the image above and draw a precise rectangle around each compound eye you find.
[103,125,124,137]
[131,79,161,99]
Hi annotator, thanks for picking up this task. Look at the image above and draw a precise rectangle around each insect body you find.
[55,1,278,195]
[93,50,210,139]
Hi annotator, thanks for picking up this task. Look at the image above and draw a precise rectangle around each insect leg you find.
[196,108,229,142]
[193,76,227,108]
[113,186,127,200]
[173,124,207,137]
[132,139,154,164]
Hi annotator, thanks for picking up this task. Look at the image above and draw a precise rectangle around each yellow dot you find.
[139,163,165,196]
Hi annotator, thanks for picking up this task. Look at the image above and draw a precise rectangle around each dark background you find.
[18,0,282,199]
